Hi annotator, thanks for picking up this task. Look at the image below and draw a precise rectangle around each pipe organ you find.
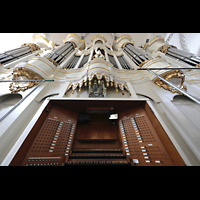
[1,33,200,166]
[44,42,75,67]
[117,55,131,69]
[159,45,200,67]
[144,36,200,68]
[0,43,40,66]
[108,54,118,68]
[79,54,89,68]
[124,43,153,67]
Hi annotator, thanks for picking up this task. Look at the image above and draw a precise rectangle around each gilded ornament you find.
[196,63,200,68]
[139,59,152,68]
[9,67,44,93]
[21,43,40,52]
[153,70,187,94]
[158,44,177,54]
[64,69,132,96]
[45,57,59,67]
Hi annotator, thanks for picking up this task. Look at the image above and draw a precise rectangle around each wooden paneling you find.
[118,105,185,166]
[10,100,185,166]
[10,103,78,166]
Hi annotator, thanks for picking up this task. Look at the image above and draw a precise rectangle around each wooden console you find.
[10,99,185,166]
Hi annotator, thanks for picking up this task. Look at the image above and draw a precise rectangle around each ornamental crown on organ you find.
[3,33,200,95]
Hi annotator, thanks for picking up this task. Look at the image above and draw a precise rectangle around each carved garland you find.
[153,70,187,94]
[9,67,44,93]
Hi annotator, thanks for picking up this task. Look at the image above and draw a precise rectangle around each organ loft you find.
[1,33,200,166]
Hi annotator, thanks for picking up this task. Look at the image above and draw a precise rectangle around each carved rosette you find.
[153,70,187,94]
[9,67,44,93]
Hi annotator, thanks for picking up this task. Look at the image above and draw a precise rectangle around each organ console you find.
[10,99,185,166]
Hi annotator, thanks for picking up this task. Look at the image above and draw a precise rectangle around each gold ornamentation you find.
[45,57,59,67]
[64,72,132,96]
[138,59,152,68]
[68,41,77,48]
[112,35,134,50]
[63,34,84,49]
[153,70,187,94]
[115,35,132,44]
[196,63,200,68]
[158,44,177,54]
[121,41,135,50]
[21,43,40,52]
[65,33,82,42]
[143,36,165,50]
[91,34,107,42]
[32,34,55,47]
[9,67,44,93]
